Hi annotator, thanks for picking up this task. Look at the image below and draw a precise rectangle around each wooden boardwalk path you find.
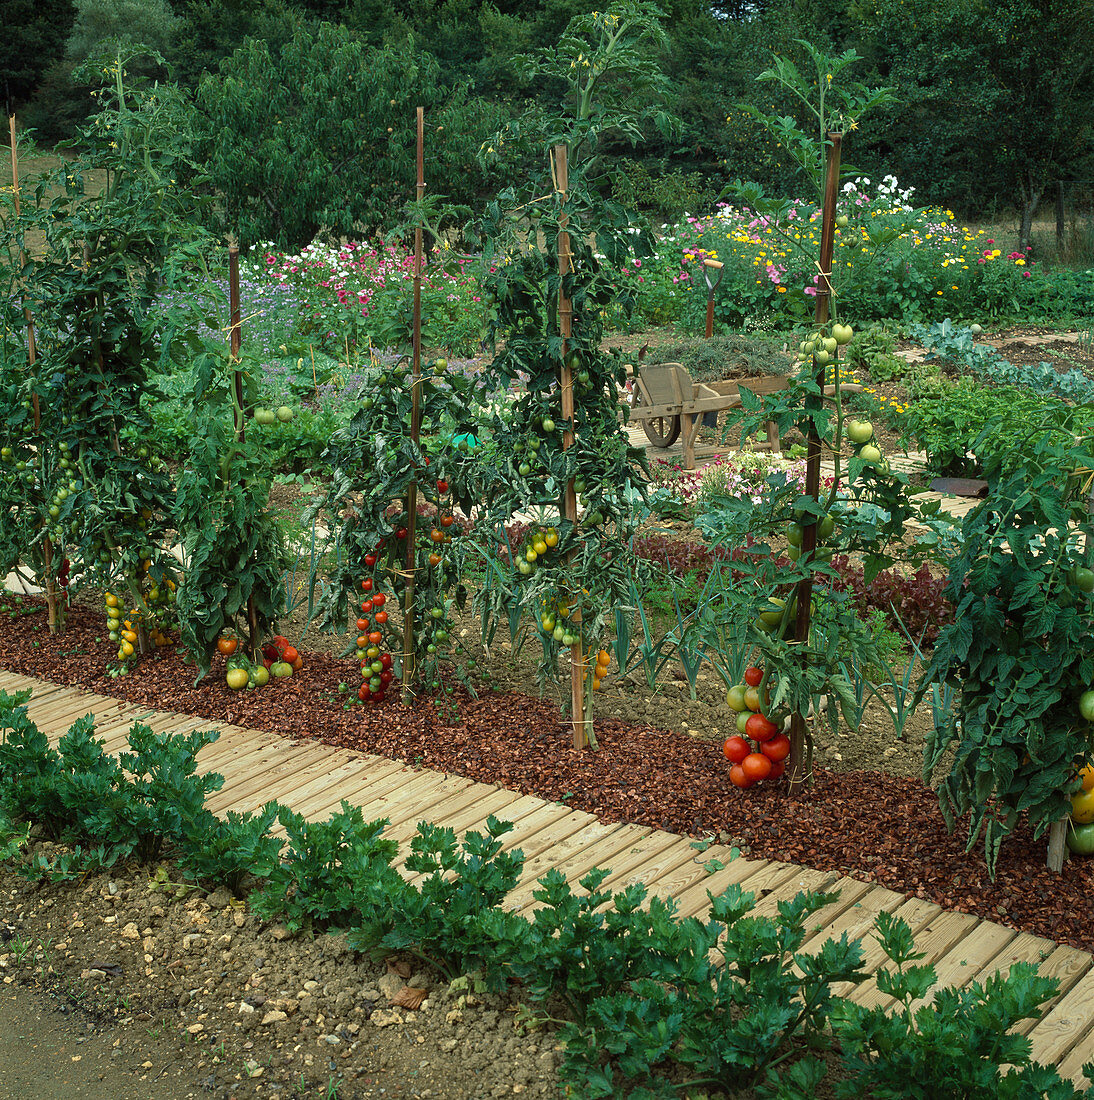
[3,670,1093,1083]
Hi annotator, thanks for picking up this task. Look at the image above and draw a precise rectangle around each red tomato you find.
[216,637,238,656]
[395,527,408,539]
[723,735,751,765]
[361,578,373,592]
[729,764,753,789]
[440,514,455,528]
[742,752,773,783]
[364,554,376,568]
[380,670,394,685]
[356,618,369,632]
[767,758,786,780]
[745,713,778,743]
[375,611,388,625]
[372,593,386,608]
[762,733,791,762]
[290,655,303,672]
[281,645,299,664]
[358,683,371,702]
[373,690,385,704]
[362,599,374,614]
[436,479,448,493]
[380,653,392,669]
[368,631,383,645]
[744,666,763,688]
[356,635,369,649]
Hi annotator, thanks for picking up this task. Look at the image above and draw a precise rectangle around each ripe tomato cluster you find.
[223,633,301,690]
[722,666,790,788]
[355,554,394,704]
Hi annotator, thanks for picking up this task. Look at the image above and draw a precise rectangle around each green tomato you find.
[846,420,874,445]
[787,524,803,548]
[832,323,854,345]
[835,214,849,229]
[859,443,883,466]
[1072,566,1094,594]
[1067,821,1094,856]
[1080,690,1094,723]
[818,514,836,539]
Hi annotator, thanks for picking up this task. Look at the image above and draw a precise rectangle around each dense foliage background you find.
[6,0,1092,245]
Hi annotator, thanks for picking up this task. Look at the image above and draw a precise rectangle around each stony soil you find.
[0,852,561,1100]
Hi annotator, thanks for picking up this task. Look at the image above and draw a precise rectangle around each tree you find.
[847,0,1094,245]
[195,23,506,247]
[0,0,77,116]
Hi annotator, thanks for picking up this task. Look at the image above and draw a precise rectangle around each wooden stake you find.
[787,132,842,798]
[402,107,426,693]
[9,115,58,633]
[552,144,591,751]
[229,245,245,443]
[228,244,259,655]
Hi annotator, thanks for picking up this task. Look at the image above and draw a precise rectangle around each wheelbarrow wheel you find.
[631,388,681,447]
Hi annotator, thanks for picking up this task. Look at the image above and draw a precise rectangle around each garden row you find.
[1,688,1090,1098]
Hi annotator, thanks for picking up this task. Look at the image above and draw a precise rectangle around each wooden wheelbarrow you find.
[627,361,861,470]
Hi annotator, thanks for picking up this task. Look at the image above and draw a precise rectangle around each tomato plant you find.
[1,52,198,654]
[924,430,1094,875]
[173,312,289,677]
[310,352,481,695]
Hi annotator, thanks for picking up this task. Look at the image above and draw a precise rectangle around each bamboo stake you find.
[552,144,591,751]
[228,244,259,655]
[9,115,59,633]
[786,131,842,798]
[402,107,426,693]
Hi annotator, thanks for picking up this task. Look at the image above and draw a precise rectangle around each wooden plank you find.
[674,857,818,921]
[831,895,944,999]
[301,759,419,818]
[389,792,552,849]
[404,803,591,888]
[295,765,456,824]
[574,831,696,896]
[797,883,907,954]
[635,840,745,906]
[849,908,981,1009]
[226,753,359,815]
[252,754,363,816]
[1026,967,1094,1070]
[506,820,646,908]
[353,769,476,826]
[1012,944,1093,1037]
[762,876,877,932]
[192,734,293,782]
[907,920,1018,1011]
[381,784,525,844]
[203,745,333,815]
[1055,1035,1094,1088]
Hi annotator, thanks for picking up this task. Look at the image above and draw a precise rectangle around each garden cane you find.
[701,258,725,429]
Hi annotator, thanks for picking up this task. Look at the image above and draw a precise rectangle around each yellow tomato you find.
[104,593,119,608]
[120,640,135,658]
[1072,787,1094,825]
[744,685,762,713]
[1081,766,1094,792]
